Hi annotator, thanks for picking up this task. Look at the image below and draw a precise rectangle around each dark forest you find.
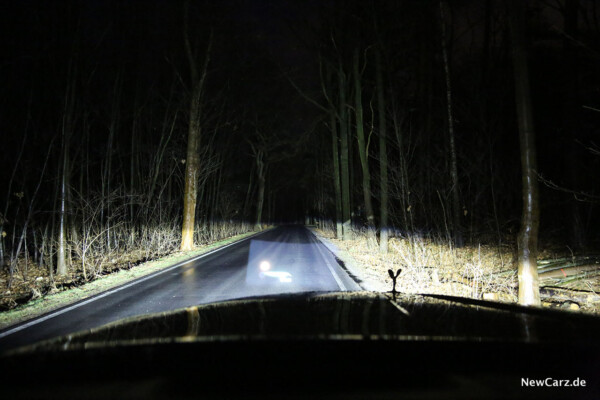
[2,0,600,310]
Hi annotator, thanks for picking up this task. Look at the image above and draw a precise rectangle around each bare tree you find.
[7,137,54,286]
[375,46,389,253]
[181,1,213,251]
[101,72,122,252]
[439,1,463,248]
[320,58,343,238]
[0,129,27,270]
[329,110,343,239]
[247,126,278,229]
[57,63,77,276]
[509,0,541,306]
[252,144,267,229]
[353,47,377,245]
[337,60,352,240]
[286,32,352,239]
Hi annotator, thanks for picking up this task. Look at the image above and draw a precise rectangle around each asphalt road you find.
[0,225,360,351]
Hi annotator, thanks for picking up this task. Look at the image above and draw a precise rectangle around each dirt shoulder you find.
[0,230,266,330]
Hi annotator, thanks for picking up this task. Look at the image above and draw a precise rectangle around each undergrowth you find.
[0,222,255,312]
[315,223,600,314]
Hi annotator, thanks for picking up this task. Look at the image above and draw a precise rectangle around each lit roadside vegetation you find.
[314,227,600,314]
[0,228,266,330]
[316,227,516,300]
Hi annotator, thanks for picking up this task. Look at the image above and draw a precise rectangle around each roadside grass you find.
[0,228,265,330]
[316,227,517,301]
[316,225,600,314]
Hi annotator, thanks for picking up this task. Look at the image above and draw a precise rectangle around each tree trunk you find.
[509,0,541,306]
[353,48,377,246]
[330,111,343,239]
[243,163,255,219]
[103,73,120,252]
[338,65,352,240]
[563,0,585,249]
[181,2,212,251]
[57,65,76,276]
[211,159,222,225]
[375,47,389,253]
[255,149,266,229]
[130,109,138,224]
[439,1,463,248]
[389,79,411,231]
[57,125,69,276]
[181,90,201,250]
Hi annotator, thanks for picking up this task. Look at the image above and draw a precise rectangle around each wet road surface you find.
[0,225,360,351]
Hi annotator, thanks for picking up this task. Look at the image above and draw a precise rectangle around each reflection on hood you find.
[11,291,600,353]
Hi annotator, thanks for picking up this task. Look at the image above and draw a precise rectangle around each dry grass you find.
[0,226,265,329]
[0,222,256,314]
[317,227,518,302]
[316,225,600,314]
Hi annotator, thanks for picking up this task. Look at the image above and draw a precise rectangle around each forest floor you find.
[313,227,600,315]
[0,230,263,330]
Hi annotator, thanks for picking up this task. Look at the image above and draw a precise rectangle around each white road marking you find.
[313,237,347,291]
[0,229,271,339]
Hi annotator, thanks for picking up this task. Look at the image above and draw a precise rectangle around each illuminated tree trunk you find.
[338,65,352,240]
[57,126,69,275]
[181,94,201,250]
[57,64,76,276]
[509,0,541,306]
[375,47,389,253]
[181,1,212,251]
[353,48,377,246]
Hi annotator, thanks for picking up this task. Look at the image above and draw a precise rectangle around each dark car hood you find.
[3,291,600,400]
[10,290,600,352]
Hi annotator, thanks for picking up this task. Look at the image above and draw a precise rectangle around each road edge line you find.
[307,228,365,291]
[313,239,347,291]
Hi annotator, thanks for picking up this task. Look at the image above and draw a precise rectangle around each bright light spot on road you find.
[262,271,293,283]
[259,260,271,272]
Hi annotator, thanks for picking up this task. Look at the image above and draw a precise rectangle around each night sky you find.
[2,0,600,247]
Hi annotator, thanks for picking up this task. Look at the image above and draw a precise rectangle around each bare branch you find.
[283,68,329,113]
[583,105,600,113]
[537,172,600,202]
